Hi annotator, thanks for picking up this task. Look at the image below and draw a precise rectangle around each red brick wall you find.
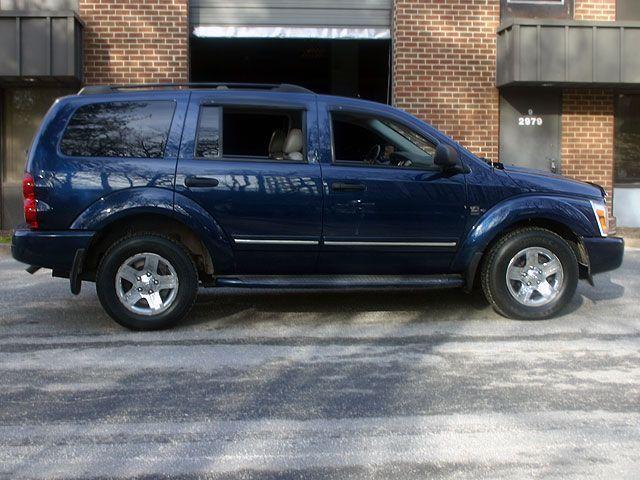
[574,0,616,20]
[561,90,614,203]
[392,0,500,160]
[79,0,188,85]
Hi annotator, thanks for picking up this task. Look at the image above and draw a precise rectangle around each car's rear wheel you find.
[481,228,578,319]
[96,234,198,330]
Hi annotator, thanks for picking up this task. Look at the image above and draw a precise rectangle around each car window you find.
[332,111,436,169]
[219,107,304,161]
[60,101,175,158]
[195,106,221,159]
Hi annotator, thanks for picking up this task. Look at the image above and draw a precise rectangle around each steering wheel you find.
[365,144,381,164]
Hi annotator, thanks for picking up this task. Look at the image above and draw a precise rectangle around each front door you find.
[499,89,561,173]
[175,92,322,274]
[318,105,468,274]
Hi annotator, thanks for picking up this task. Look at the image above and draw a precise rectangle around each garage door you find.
[191,0,392,39]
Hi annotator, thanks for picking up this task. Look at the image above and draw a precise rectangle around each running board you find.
[214,274,465,289]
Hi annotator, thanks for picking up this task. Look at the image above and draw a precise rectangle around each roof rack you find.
[77,82,314,95]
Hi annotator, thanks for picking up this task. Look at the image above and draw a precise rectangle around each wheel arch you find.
[82,213,217,282]
[457,196,595,291]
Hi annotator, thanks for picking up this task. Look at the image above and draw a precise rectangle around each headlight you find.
[590,199,609,237]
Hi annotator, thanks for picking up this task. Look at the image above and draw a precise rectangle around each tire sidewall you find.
[96,235,197,330]
[488,230,578,319]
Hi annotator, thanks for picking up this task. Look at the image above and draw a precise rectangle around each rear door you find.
[175,91,322,274]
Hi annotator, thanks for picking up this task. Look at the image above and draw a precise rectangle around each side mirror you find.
[434,143,459,169]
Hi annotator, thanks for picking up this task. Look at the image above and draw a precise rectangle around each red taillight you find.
[22,173,38,229]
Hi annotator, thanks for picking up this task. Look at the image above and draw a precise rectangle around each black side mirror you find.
[434,143,459,169]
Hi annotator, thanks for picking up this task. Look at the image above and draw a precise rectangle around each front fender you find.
[70,187,235,273]
[452,194,598,272]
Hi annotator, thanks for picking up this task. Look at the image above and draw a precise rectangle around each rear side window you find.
[60,101,175,158]
[193,106,304,161]
[195,106,221,158]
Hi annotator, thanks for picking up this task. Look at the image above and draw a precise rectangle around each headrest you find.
[268,129,285,154]
[283,128,303,154]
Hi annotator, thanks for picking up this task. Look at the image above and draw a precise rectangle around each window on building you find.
[331,112,436,169]
[500,0,573,20]
[195,106,221,159]
[221,108,305,161]
[615,95,640,185]
[60,101,175,158]
[617,0,640,20]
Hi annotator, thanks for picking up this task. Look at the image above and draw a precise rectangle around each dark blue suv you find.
[11,83,624,330]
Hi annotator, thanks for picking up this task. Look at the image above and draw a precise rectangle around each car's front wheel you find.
[96,234,198,330]
[481,228,579,319]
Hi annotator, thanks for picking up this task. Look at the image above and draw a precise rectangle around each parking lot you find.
[1,247,639,479]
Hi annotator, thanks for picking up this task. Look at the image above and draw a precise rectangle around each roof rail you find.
[77,82,314,95]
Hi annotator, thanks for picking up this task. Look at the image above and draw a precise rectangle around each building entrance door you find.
[499,89,562,173]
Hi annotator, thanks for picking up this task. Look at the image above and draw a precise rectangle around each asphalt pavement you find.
[0,246,639,479]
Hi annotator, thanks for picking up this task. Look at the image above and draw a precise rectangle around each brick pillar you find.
[564,2,617,217]
[392,0,500,160]
[79,0,189,85]
[561,89,615,215]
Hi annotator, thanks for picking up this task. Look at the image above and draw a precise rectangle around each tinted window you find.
[222,108,303,160]
[60,101,175,158]
[615,94,640,184]
[332,112,436,169]
[195,106,221,158]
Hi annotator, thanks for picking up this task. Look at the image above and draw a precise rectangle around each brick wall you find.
[392,0,500,160]
[574,0,616,21]
[79,0,188,85]
[561,90,615,204]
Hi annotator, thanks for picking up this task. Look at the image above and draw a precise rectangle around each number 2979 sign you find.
[518,116,543,127]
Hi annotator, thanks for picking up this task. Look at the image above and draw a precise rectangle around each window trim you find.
[57,99,177,160]
[328,109,441,173]
[194,102,309,165]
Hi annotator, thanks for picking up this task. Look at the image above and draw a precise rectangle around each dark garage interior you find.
[190,37,391,104]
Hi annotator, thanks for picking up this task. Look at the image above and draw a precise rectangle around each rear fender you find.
[452,194,598,273]
[70,187,235,273]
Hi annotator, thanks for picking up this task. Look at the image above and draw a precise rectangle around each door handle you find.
[332,182,366,192]
[184,176,219,188]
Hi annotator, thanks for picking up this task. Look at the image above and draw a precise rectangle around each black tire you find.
[96,234,198,330]
[481,228,578,320]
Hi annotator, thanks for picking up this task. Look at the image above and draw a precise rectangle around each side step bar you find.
[215,274,465,289]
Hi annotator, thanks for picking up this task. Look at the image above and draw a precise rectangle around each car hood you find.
[502,165,604,200]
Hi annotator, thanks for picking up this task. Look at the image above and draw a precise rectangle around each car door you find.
[317,101,468,274]
[175,91,323,274]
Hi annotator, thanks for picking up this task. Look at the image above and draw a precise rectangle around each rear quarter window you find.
[60,101,175,158]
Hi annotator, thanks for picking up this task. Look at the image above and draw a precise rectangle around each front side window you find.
[331,112,436,169]
[60,101,175,158]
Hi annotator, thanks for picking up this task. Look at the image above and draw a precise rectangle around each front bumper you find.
[11,229,95,273]
[583,236,624,275]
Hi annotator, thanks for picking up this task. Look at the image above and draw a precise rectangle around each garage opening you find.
[190,38,391,104]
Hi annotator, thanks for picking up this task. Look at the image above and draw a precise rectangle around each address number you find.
[518,117,543,126]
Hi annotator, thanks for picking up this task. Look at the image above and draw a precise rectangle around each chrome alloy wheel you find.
[506,247,564,307]
[115,252,179,316]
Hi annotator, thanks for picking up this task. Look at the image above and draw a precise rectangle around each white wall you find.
[614,188,640,228]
